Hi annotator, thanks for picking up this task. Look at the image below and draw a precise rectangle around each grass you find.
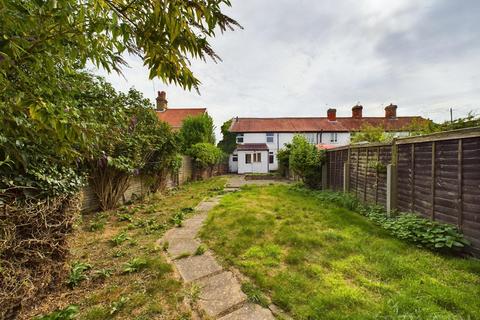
[25,177,226,320]
[200,184,480,320]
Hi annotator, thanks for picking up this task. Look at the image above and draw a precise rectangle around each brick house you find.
[154,91,206,130]
[228,104,426,174]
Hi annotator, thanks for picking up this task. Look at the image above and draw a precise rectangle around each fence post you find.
[343,162,349,193]
[386,164,397,217]
[322,164,328,190]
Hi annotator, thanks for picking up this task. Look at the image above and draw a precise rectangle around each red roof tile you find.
[229,117,427,133]
[237,143,269,151]
[156,108,206,129]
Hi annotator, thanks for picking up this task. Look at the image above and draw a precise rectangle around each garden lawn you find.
[24,177,226,320]
[200,184,480,320]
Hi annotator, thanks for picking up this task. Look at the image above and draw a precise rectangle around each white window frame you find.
[236,133,244,143]
[269,151,274,164]
[232,154,238,162]
[330,132,338,143]
[266,132,274,143]
[253,152,262,163]
[245,153,252,164]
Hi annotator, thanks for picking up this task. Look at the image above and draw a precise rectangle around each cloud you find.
[96,0,480,140]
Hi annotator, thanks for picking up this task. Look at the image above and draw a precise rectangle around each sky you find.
[95,0,480,140]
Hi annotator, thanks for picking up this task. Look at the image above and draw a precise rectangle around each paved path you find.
[158,176,280,319]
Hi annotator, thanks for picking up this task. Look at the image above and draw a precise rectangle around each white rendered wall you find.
[237,150,269,174]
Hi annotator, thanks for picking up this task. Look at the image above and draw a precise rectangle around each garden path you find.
[158,176,285,319]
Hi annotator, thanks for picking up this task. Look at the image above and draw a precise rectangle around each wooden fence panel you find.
[396,144,413,213]
[325,128,480,255]
[460,138,480,250]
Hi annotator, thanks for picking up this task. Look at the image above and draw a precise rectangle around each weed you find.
[110,296,129,315]
[194,244,207,256]
[88,220,105,232]
[35,305,79,320]
[161,241,169,252]
[170,211,185,227]
[241,282,269,308]
[123,258,147,273]
[176,252,191,259]
[185,283,201,303]
[67,262,92,288]
[117,213,134,222]
[93,268,113,279]
[112,250,125,258]
[110,231,131,246]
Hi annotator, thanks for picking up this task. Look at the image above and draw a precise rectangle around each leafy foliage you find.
[406,113,480,136]
[179,114,216,150]
[276,143,291,177]
[123,258,147,273]
[217,119,237,154]
[67,262,92,288]
[289,135,325,188]
[187,143,224,169]
[35,305,79,320]
[312,190,470,251]
[350,124,394,143]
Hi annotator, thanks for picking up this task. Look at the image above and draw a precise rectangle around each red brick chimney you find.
[385,104,397,119]
[156,91,168,111]
[327,108,337,121]
[352,105,363,119]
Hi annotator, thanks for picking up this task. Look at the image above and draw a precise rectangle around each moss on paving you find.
[200,184,480,320]
[26,177,226,320]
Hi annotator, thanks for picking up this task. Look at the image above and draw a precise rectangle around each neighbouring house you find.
[155,91,206,130]
[228,104,427,174]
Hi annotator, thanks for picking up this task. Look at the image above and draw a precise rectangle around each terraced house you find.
[228,104,426,173]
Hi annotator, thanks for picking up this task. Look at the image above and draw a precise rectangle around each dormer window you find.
[236,133,244,143]
[266,133,274,143]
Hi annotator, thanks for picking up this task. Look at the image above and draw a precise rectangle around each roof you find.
[156,108,207,129]
[236,143,269,151]
[229,117,427,133]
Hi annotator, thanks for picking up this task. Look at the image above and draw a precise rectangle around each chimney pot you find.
[327,108,337,121]
[352,105,363,119]
[156,91,168,111]
[385,104,397,119]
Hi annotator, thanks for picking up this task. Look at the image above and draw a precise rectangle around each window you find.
[266,132,274,143]
[245,153,252,164]
[330,132,338,143]
[269,151,274,164]
[253,152,262,163]
[236,133,244,143]
[232,154,238,162]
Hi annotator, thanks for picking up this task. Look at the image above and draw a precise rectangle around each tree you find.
[276,143,291,177]
[350,124,394,144]
[217,119,237,154]
[406,113,479,135]
[289,135,325,189]
[179,113,216,151]
[187,143,224,169]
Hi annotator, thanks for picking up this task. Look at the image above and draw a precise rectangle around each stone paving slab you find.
[196,271,247,317]
[167,237,201,257]
[173,252,222,282]
[196,201,219,212]
[218,303,275,320]
[162,226,198,241]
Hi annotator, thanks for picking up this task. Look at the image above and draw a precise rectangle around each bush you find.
[187,143,224,169]
[276,144,291,177]
[289,135,325,188]
[309,190,470,252]
[179,114,215,151]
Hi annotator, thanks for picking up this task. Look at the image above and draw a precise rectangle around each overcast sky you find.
[95,0,480,140]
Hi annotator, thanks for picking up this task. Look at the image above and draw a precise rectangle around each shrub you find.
[309,189,469,252]
[187,143,224,168]
[289,135,325,189]
[179,114,216,151]
[276,144,291,177]
[350,123,394,143]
